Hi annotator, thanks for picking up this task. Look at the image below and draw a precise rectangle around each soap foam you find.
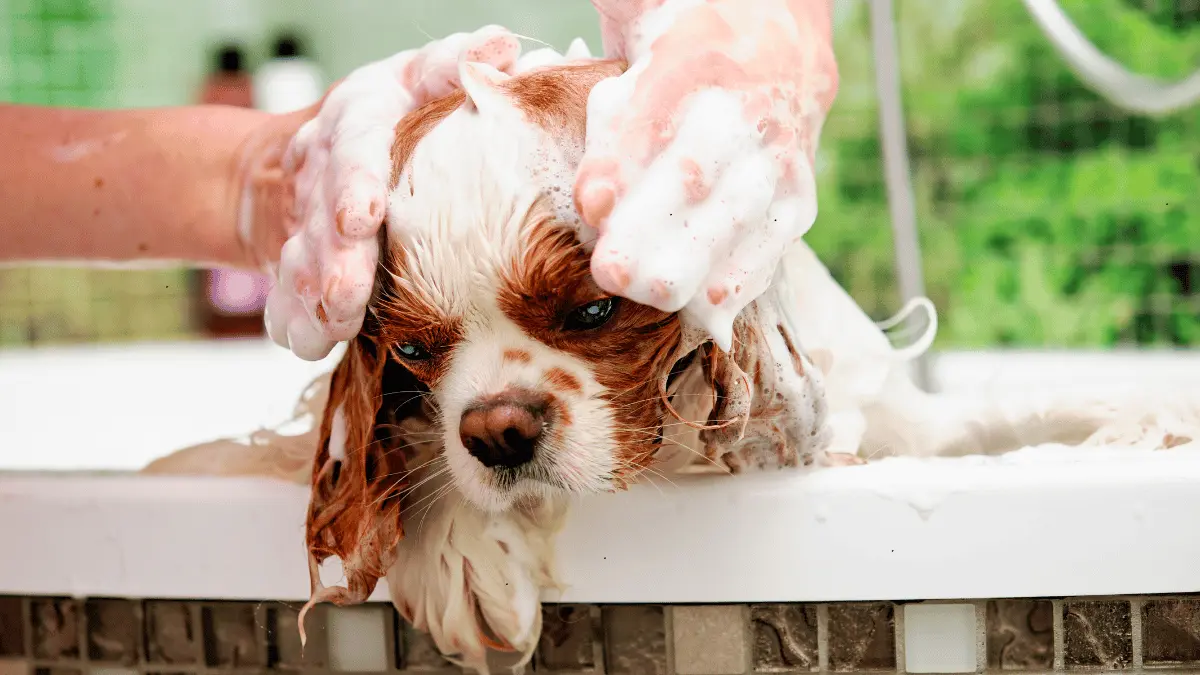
[576,0,837,349]
[264,27,523,360]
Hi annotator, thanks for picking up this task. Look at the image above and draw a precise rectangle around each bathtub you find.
[2,339,1200,674]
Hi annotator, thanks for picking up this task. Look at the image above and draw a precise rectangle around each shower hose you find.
[1021,0,1200,115]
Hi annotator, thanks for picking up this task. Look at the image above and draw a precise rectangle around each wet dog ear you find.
[300,327,434,638]
[695,301,831,471]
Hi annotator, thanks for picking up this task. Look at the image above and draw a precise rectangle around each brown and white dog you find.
[147,43,1200,674]
[152,47,831,670]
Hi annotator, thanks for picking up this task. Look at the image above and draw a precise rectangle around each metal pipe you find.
[868,0,933,390]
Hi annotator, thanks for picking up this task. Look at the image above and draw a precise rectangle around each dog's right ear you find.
[299,328,433,639]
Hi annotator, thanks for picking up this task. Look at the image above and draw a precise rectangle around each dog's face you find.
[320,60,694,514]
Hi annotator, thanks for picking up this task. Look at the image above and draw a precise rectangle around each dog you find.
[146,42,1200,674]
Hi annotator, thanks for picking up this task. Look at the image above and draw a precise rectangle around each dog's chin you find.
[443,439,617,514]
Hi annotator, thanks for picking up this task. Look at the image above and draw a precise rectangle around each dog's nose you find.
[459,389,549,469]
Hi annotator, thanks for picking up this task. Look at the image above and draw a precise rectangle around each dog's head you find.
[316,58,691,518]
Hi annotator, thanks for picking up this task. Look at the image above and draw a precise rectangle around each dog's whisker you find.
[389,465,453,502]
[401,477,456,520]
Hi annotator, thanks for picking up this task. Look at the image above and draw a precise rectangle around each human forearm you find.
[0,104,271,267]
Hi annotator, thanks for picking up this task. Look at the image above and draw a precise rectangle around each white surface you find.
[3,341,1198,472]
[4,444,1200,603]
[903,604,977,673]
[0,339,342,471]
[931,348,1200,395]
[4,343,1200,603]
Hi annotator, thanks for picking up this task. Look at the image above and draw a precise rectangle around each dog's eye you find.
[564,297,618,331]
[395,343,432,361]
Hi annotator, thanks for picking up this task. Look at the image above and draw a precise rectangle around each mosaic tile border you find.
[2,596,1200,674]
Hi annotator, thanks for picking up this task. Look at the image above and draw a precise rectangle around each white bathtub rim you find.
[4,444,1200,604]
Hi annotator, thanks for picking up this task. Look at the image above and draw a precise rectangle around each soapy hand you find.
[576,0,838,350]
[240,26,522,361]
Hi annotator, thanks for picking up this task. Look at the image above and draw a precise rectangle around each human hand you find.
[576,0,839,350]
[237,26,523,360]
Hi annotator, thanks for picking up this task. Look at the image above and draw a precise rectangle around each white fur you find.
[776,240,1200,460]
[385,458,563,669]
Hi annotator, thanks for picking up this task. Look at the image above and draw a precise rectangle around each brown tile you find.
[201,603,264,668]
[86,600,140,665]
[538,604,601,672]
[751,604,818,672]
[30,599,79,661]
[1063,600,1131,669]
[471,650,527,674]
[268,604,327,669]
[0,660,29,675]
[603,606,668,675]
[397,620,457,672]
[32,669,80,675]
[827,603,895,672]
[0,597,24,657]
[143,601,199,665]
[986,599,1053,671]
[1142,598,1200,665]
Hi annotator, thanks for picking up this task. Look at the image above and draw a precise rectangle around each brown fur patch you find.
[387,60,626,193]
[546,391,572,427]
[543,367,582,394]
[500,60,626,141]
[503,348,532,364]
[303,331,433,624]
[389,90,467,191]
[776,322,805,377]
[496,218,682,476]
[372,250,464,388]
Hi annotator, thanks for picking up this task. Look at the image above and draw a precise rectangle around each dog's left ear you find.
[696,300,831,470]
[300,327,434,637]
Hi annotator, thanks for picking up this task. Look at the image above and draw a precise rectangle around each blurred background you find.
[0,0,1197,350]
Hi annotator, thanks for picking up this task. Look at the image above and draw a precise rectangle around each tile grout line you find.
[1052,600,1065,672]
[193,601,209,670]
[1130,597,1143,671]
[21,596,33,661]
[591,604,607,674]
[665,604,676,675]
[893,602,906,675]
[741,604,753,675]
[381,604,400,672]
[78,596,90,668]
[974,600,987,674]
[817,603,830,673]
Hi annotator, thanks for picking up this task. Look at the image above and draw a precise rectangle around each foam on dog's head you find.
[387,59,616,244]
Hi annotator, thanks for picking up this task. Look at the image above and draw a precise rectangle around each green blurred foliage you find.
[812,0,1200,348]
